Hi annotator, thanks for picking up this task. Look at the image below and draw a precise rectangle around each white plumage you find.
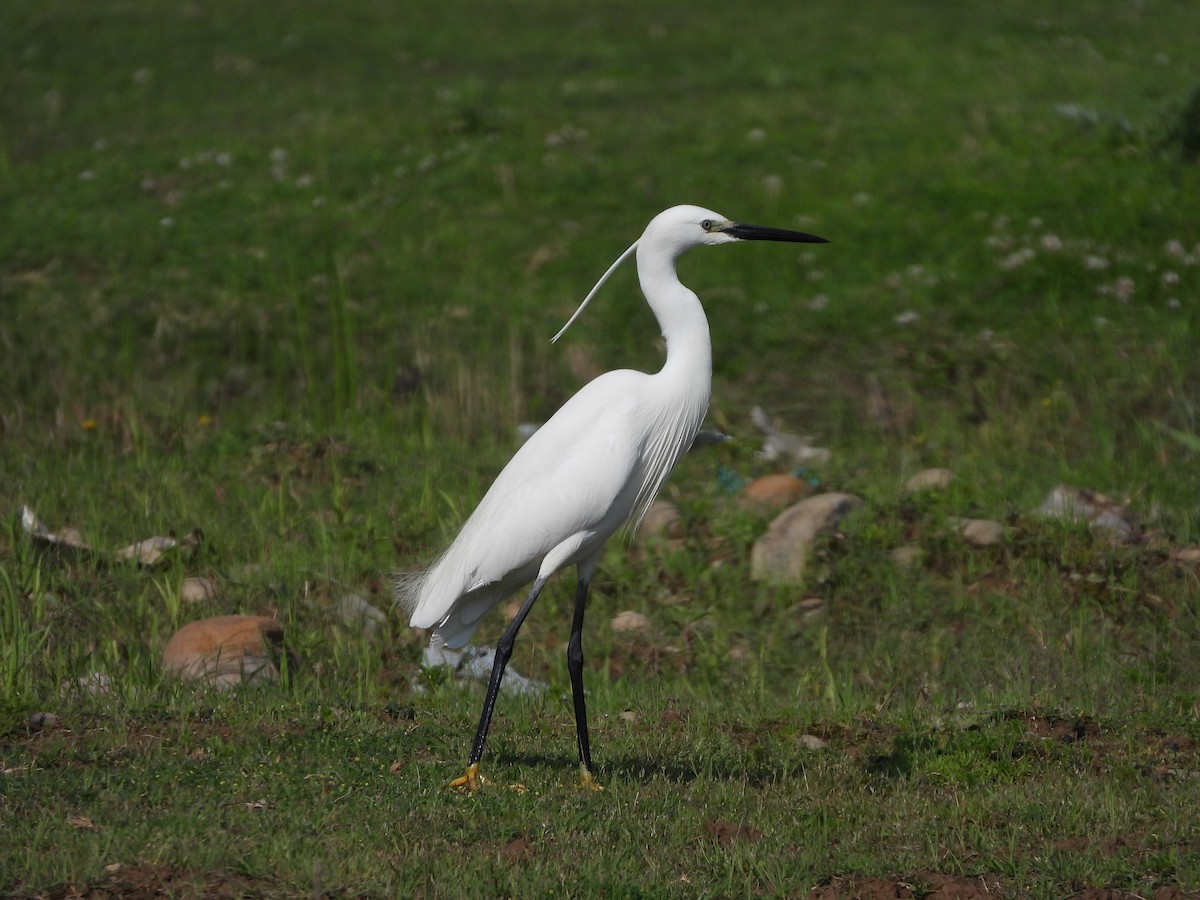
[396,204,825,789]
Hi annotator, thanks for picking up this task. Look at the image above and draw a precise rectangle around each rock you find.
[162,615,290,688]
[1036,484,1135,539]
[904,468,954,492]
[338,592,386,634]
[798,734,827,751]
[890,544,923,568]
[787,597,826,621]
[74,672,112,695]
[610,610,651,633]
[750,492,864,584]
[26,712,59,728]
[180,576,219,603]
[637,500,683,542]
[950,517,1006,547]
[739,474,809,510]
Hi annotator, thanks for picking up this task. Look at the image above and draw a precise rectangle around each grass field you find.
[3,0,1200,896]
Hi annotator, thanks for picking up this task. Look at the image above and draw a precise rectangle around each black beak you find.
[725,223,828,244]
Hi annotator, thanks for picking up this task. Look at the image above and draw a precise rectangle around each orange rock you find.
[740,474,809,509]
[162,614,289,688]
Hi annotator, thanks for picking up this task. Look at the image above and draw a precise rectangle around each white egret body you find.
[398,205,826,789]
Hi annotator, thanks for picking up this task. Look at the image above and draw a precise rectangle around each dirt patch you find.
[1073,889,1198,900]
[34,863,280,899]
[808,871,1006,899]
[1016,712,1100,742]
[705,820,763,846]
[808,873,1199,900]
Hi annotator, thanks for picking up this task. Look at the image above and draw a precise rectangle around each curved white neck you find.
[636,249,713,385]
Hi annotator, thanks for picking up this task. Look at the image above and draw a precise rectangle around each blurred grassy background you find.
[2,0,1199,895]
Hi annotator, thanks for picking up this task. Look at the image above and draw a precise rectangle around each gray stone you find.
[798,734,828,751]
[1036,484,1135,539]
[180,576,220,603]
[904,468,954,492]
[637,499,683,542]
[610,610,652,633]
[890,544,923,568]
[750,492,864,584]
[338,592,386,634]
[950,517,1006,547]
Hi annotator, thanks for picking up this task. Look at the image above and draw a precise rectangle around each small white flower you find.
[1166,298,1181,309]
[1165,239,1185,259]
[78,169,95,181]
[999,248,1035,270]
[179,156,192,169]
[894,310,920,326]
[746,128,767,142]
[807,270,824,282]
[132,68,153,85]
[160,216,174,228]
[270,147,288,163]
[1028,216,1043,229]
[1094,316,1109,327]
[312,196,326,207]
[1084,255,1109,271]
[295,173,313,188]
[808,294,829,311]
[1161,270,1180,287]
[92,137,108,151]
[761,174,783,195]
[215,151,232,166]
[852,192,871,206]
[1040,234,1063,252]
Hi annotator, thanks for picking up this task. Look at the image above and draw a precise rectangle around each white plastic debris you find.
[417,641,547,698]
[750,406,831,465]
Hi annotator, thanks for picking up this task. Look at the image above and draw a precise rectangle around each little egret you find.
[399,204,826,790]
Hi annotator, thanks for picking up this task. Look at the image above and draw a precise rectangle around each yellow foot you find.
[449,763,485,792]
[578,766,605,792]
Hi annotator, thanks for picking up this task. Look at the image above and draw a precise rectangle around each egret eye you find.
[701,219,714,231]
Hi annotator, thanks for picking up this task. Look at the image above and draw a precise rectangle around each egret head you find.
[552,205,826,342]
[645,204,828,256]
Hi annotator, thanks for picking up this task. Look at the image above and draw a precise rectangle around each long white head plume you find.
[550,238,640,343]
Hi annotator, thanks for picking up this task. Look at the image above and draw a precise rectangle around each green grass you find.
[3,0,1200,896]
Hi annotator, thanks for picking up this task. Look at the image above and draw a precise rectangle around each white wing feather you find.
[401,371,658,646]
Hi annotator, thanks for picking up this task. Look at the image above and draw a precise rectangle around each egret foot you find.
[578,765,605,792]
[450,763,485,792]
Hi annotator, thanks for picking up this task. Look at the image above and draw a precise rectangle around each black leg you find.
[566,575,593,774]
[465,576,546,770]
